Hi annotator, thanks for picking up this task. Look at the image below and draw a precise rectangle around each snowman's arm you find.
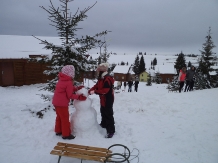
[72,86,78,92]
[66,82,79,100]
[70,94,79,100]
[89,83,98,92]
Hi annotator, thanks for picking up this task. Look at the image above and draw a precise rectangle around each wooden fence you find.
[0,58,96,87]
[0,59,53,87]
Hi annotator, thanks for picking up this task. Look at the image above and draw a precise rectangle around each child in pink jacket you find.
[178,67,186,93]
[52,65,86,139]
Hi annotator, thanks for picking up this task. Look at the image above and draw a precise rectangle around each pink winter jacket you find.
[178,70,186,82]
[52,72,79,107]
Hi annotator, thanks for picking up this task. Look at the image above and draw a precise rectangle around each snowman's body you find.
[70,88,100,137]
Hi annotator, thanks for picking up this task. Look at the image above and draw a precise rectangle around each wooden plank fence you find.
[0,58,95,87]
[0,58,54,87]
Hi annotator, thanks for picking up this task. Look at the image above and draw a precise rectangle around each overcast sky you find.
[0,0,218,55]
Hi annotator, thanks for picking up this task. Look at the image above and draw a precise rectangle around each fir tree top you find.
[174,51,186,74]
[33,0,109,92]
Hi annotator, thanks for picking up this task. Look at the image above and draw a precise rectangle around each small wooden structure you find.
[0,55,93,87]
[0,58,53,87]
[159,73,175,83]
[149,65,175,84]
[112,65,134,81]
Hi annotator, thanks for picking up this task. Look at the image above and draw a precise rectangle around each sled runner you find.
[50,142,131,163]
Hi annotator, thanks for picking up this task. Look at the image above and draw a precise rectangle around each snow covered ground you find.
[0,35,217,162]
[0,81,218,163]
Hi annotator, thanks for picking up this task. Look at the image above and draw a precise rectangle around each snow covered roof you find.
[148,69,156,77]
[155,64,176,74]
[112,65,131,74]
[0,35,61,58]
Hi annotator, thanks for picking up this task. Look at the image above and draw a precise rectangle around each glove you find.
[77,85,84,91]
[77,94,87,101]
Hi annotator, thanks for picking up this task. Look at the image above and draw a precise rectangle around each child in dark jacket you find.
[88,63,115,138]
[127,80,133,92]
[184,66,196,92]
[52,65,86,139]
[134,81,139,92]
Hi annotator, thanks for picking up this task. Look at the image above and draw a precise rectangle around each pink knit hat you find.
[96,63,109,72]
[61,65,75,78]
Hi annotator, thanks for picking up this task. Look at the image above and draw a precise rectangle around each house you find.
[139,71,149,82]
[154,64,176,83]
[147,64,175,83]
[112,65,135,81]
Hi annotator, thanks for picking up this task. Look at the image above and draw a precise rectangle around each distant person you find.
[52,65,86,140]
[117,81,122,90]
[123,81,127,91]
[134,80,139,92]
[184,66,196,92]
[178,67,186,93]
[127,80,133,92]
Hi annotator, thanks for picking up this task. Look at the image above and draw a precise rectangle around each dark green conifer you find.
[174,51,186,74]
[33,0,108,92]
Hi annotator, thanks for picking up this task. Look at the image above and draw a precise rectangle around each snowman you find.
[70,88,101,137]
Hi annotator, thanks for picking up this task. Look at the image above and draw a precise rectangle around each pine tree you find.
[139,55,146,74]
[198,27,216,88]
[133,55,140,75]
[166,75,179,91]
[154,72,162,84]
[153,57,157,66]
[33,0,108,92]
[146,73,152,86]
[188,61,192,68]
[194,69,210,90]
[174,51,186,74]
[99,37,110,63]
[88,56,97,71]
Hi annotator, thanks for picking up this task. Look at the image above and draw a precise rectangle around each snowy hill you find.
[0,35,201,72]
[0,35,61,58]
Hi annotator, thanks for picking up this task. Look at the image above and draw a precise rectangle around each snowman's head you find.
[76,88,89,98]
[73,88,91,110]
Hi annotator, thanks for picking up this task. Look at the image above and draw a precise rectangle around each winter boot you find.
[105,133,114,138]
[56,132,62,136]
[62,134,76,140]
